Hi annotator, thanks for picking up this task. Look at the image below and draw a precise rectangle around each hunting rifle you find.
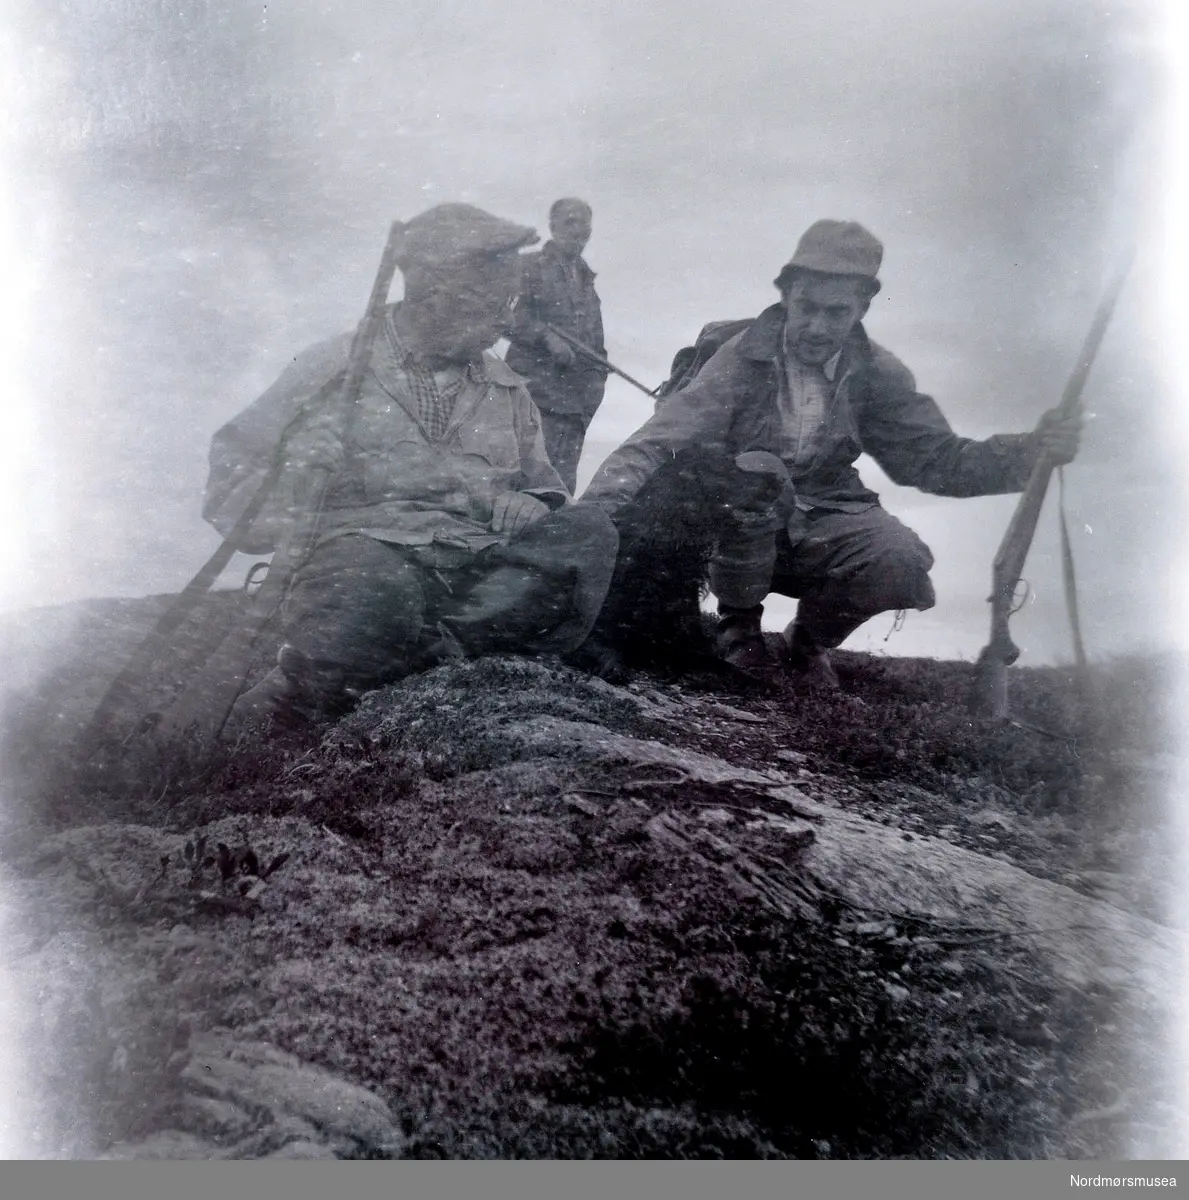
[81,221,404,752]
[542,322,659,398]
[970,249,1134,720]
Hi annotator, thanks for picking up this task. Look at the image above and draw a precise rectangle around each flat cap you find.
[393,203,539,269]
[777,219,883,292]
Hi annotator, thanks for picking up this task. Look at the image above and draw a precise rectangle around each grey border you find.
[0,1160,1184,1200]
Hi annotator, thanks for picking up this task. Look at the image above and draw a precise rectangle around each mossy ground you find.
[0,598,1178,1158]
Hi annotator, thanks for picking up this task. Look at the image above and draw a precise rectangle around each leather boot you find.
[714,604,776,678]
[224,644,357,737]
[782,620,841,691]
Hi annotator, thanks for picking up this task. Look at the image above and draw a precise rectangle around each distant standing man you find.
[506,198,609,493]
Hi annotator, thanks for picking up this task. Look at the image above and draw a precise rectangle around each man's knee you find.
[499,504,619,649]
[284,535,427,676]
[785,515,935,617]
[847,524,935,613]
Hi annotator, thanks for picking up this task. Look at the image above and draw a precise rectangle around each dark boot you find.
[782,620,841,691]
[224,644,358,738]
[438,564,572,658]
[714,604,776,678]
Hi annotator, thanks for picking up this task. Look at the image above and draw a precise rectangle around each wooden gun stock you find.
[971,250,1134,718]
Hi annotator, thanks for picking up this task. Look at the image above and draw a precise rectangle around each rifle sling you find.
[1057,467,1088,671]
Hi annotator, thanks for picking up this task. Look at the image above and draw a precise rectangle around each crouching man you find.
[203,203,618,730]
[580,219,1080,687]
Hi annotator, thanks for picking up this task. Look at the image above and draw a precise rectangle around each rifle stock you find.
[972,457,1056,718]
[156,221,404,743]
[970,250,1134,718]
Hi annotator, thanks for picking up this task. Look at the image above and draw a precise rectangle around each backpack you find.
[654,318,754,401]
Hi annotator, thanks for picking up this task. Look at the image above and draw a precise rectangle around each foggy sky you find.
[0,0,1171,664]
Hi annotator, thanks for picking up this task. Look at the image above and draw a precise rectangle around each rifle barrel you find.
[971,247,1135,718]
[543,323,658,399]
[1057,247,1136,419]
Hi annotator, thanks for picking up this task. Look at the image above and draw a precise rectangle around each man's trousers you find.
[272,504,617,697]
[709,503,936,649]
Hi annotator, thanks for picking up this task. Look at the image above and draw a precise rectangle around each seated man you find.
[203,203,618,728]
[580,219,1080,687]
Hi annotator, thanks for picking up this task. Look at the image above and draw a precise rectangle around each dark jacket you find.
[583,303,1041,513]
[506,241,608,419]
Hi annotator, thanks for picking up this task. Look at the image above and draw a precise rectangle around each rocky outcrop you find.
[0,597,1182,1158]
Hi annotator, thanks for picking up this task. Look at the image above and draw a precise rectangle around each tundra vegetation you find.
[0,593,1178,1159]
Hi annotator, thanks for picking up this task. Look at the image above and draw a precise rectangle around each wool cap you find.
[776,220,883,293]
[394,203,539,269]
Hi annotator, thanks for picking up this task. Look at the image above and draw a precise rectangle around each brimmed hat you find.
[776,220,883,293]
[394,203,539,269]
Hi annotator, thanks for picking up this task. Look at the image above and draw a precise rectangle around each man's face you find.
[781,274,871,367]
[411,254,522,362]
[550,203,592,257]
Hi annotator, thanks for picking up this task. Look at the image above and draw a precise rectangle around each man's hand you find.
[544,330,576,368]
[491,491,550,535]
[286,417,345,474]
[1034,407,1083,466]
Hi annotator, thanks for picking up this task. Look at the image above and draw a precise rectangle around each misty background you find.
[0,0,1174,665]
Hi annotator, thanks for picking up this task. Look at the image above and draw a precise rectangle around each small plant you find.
[178,832,290,913]
[72,832,292,924]
[182,832,289,892]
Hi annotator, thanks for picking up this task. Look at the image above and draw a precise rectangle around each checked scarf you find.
[381,310,476,442]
